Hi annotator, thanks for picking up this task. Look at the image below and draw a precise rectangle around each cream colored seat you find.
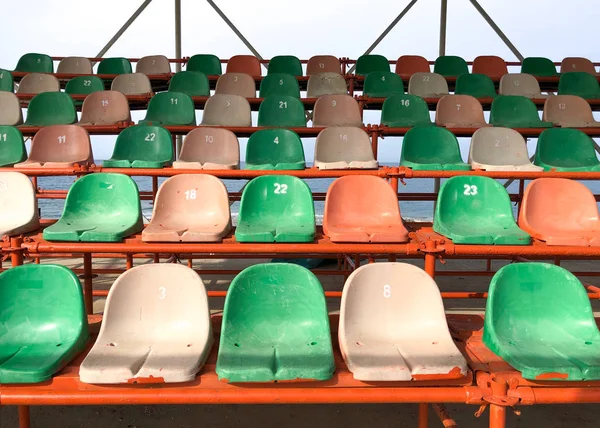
[136,55,171,74]
[215,73,256,98]
[314,127,377,169]
[57,57,93,74]
[79,91,131,125]
[499,73,546,98]
[0,92,23,126]
[201,94,251,126]
[306,73,347,97]
[0,172,40,237]
[111,73,154,95]
[408,72,448,97]
[17,73,60,94]
[543,95,600,127]
[469,127,542,171]
[312,94,362,127]
[173,127,240,169]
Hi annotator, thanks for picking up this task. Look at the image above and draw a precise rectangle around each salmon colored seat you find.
[16,73,60,94]
[201,94,251,127]
[395,55,430,77]
[339,263,468,381]
[543,95,600,127]
[136,55,171,74]
[472,56,508,79]
[435,95,487,128]
[312,94,362,127]
[215,73,256,98]
[306,55,342,75]
[323,175,408,243]
[306,73,347,97]
[468,127,541,171]
[0,172,39,238]
[408,72,449,98]
[79,91,131,125]
[314,126,378,170]
[173,127,240,170]
[226,55,261,76]
[110,73,153,95]
[561,57,597,75]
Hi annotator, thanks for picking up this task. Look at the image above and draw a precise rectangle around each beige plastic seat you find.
[435,95,487,127]
[469,127,542,171]
[15,125,93,168]
[0,92,23,125]
[214,73,256,98]
[312,94,362,127]
[408,72,449,97]
[79,91,131,125]
[16,73,60,94]
[306,72,347,97]
[561,57,597,74]
[110,73,153,95]
[57,57,93,74]
[306,55,342,75]
[200,94,251,126]
[143,174,231,242]
[543,95,600,127]
[314,127,377,169]
[499,73,546,98]
[136,55,171,74]
[79,263,213,384]
[173,127,240,170]
[0,172,40,238]
[339,262,468,381]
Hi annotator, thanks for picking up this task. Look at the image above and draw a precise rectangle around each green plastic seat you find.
[490,95,553,128]
[216,263,334,382]
[363,71,404,97]
[434,55,469,77]
[0,126,26,166]
[259,73,300,98]
[65,76,105,106]
[257,96,306,127]
[401,126,469,170]
[103,125,174,168]
[268,55,303,76]
[0,264,89,384]
[521,57,558,77]
[186,54,222,75]
[97,57,132,75]
[483,263,600,381]
[558,72,600,99]
[43,173,143,242]
[245,129,305,170]
[235,175,315,242]
[434,175,530,245]
[139,91,196,126]
[355,54,390,76]
[15,53,53,73]
[534,128,600,172]
[0,68,14,92]
[168,71,210,97]
[24,92,77,126]
[455,73,497,98]
[381,94,432,127]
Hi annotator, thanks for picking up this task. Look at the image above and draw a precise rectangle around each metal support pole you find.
[83,253,93,315]
[175,0,183,156]
[418,403,429,428]
[18,405,31,428]
[439,0,448,56]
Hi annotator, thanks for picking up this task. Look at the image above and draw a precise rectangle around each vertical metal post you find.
[418,403,429,428]
[18,405,31,428]
[439,0,448,56]
[175,0,183,156]
[83,253,93,315]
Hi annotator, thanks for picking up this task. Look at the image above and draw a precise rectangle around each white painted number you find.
[401,99,410,107]
[383,284,392,298]
[234,75,239,82]
[185,189,197,200]
[332,100,337,107]
[57,135,66,144]
[456,104,461,111]
[274,137,279,144]
[274,183,288,194]
[558,103,566,110]
[494,139,501,147]
[205,135,214,143]
[0,133,6,142]
[170,98,178,105]
[319,63,325,69]
[513,80,520,86]
[101,99,109,107]
[83,80,91,87]
[159,287,166,299]
[339,134,348,141]
[279,79,284,85]
[279,101,287,108]
[226,100,231,107]
[0,72,3,79]
[145,133,156,141]
[37,58,41,63]
[463,184,478,195]
[423,75,430,81]
[381,75,386,81]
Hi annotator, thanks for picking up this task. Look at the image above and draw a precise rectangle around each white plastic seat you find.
[0,92,23,126]
[314,127,377,169]
[0,172,40,237]
[499,73,546,98]
[469,127,542,171]
[17,73,60,94]
[339,263,467,381]
[306,72,348,97]
[79,264,213,384]
[408,72,449,97]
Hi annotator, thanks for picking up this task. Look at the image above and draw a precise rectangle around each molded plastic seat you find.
[434,176,530,245]
[468,127,542,171]
[543,95,600,127]
[257,96,306,127]
[472,56,508,79]
[173,127,240,169]
[57,57,93,74]
[227,55,261,76]
[268,55,302,76]
[380,94,432,127]
[17,73,59,94]
[483,263,600,380]
[245,129,305,170]
[103,125,173,168]
[499,73,546,98]
[0,92,23,125]
[139,91,195,126]
[0,264,88,384]
[97,57,132,75]
[111,73,153,95]
[15,53,53,73]
[363,71,404,97]
[314,126,378,170]
[323,175,408,243]
[259,73,300,98]
[216,263,334,382]
[401,126,469,170]
[187,54,222,75]
[455,74,497,98]
[306,72,347,97]
[235,175,315,243]
[0,126,26,166]
[136,55,171,74]
[0,69,14,92]
[435,95,487,127]
[306,55,342,75]
[79,91,131,125]
[355,55,389,76]
[490,95,552,128]
[312,94,362,127]
[395,55,430,77]
[143,175,231,242]
[434,55,468,77]
[201,94,251,126]
[25,92,76,126]
[561,57,597,74]
[408,72,449,97]
[65,76,105,98]
[521,57,558,77]
[215,73,256,98]
[168,71,210,96]
[339,263,467,381]
[15,125,93,168]
[519,178,600,246]
[558,72,600,99]
[0,172,39,237]
[43,173,143,242]
[533,128,600,172]
[80,264,212,384]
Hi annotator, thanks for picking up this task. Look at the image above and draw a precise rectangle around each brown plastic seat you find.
[17,73,60,94]
[435,95,487,127]
[226,55,261,76]
[561,57,597,75]
[312,94,362,127]
[79,91,131,125]
[499,73,545,98]
[15,125,93,168]
[57,57,93,74]
[143,174,231,242]
[472,56,508,79]
[519,178,600,246]
[307,55,342,75]
[173,127,240,169]
[306,73,347,97]
[214,73,256,98]
[408,72,448,97]
[200,94,251,127]
[394,55,430,77]
[136,55,171,74]
[324,175,409,243]
[314,126,377,170]
[0,92,23,125]
[543,95,600,127]
[110,73,153,95]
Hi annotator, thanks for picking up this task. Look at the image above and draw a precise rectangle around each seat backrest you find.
[136,55,171,74]
[314,126,375,165]
[257,96,306,127]
[227,55,261,76]
[472,55,508,78]
[306,55,342,75]
[110,73,153,95]
[215,73,256,98]
[97,57,132,75]
[268,55,302,76]
[17,73,60,94]
[380,94,432,127]
[80,91,131,125]
[542,94,596,126]
[246,129,305,168]
[499,73,543,98]
[306,72,347,97]
[0,171,39,236]
[0,126,26,166]
[363,71,404,97]
[469,127,532,168]
[27,125,93,165]
[259,73,300,98]
[561,57,597,74]
[201,94,251,126]
[355,54,390,76]
[534,128,599,170]
[558,71,600,98]
[435,94,486,127]
[401,126,464,166]
[490,95,545,127]
[142,91,195,125]
[25,92,76,126]
[395,55,430,77]
[187,54,222,75]
[312,94,362,127]
[0,92,24,125]
[168,71,210,97]
[15,53,53,73]
[65,76,105,96]
[408,72,449,97]
[57,57,93,74]
[434,55,468,77]
[111,125,173,163]
[0,68,14,92]
[455,73,497,98]
[178,127,240,167]
[521,57,558,76]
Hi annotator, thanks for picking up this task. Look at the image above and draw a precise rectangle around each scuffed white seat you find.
[80,264,213,384]
[0,172,40,237]
[339,262,467,381]
[314,127,378,170]
[469,127,542,171]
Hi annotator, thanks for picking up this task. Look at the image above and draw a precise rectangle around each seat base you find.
[315,160,379,170]
[235,225,315,243]
[172,161,238,170]
[327,225,409,243]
